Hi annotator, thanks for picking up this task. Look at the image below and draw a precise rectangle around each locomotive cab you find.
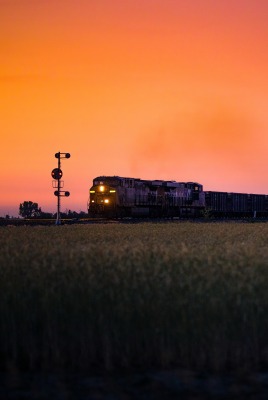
[88,182,117,217]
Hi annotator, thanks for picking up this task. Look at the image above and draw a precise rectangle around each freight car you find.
[204,191,268,218]
[88,176,268,218]
[88,176,205,218]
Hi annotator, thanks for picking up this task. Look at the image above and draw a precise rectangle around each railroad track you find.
[0,218,118,226]
[1,216,267,227]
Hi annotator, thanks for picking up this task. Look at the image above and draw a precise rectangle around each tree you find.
[19,201,41,218]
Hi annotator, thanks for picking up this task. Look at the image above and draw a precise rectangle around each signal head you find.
[51,168,63,179]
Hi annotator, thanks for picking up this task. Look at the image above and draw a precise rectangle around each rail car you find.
[204,191,268,218]
[88,176,268,218]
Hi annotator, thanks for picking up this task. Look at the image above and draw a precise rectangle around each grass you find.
[1,221,268,374]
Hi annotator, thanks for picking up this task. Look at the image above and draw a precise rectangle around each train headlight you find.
[100,186,104,192]
[104,199,109,204]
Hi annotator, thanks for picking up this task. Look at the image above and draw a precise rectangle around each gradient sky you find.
[1,0,268,216]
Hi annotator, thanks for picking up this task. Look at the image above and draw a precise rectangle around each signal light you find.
[55,152,71,158]
[54,190,70,197]
[51,168,63,179]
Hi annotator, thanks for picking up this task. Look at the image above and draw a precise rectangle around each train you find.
[88,175,268,218]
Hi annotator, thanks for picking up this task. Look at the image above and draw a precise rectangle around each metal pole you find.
[56,153,61,225]
[52,151,70,225]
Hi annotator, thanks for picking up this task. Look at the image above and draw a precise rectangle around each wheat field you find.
[1,221,268,374]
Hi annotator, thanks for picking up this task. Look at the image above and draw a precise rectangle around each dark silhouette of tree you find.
[19,201,41,218]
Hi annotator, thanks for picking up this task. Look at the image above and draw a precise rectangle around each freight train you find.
[88,176,268,218]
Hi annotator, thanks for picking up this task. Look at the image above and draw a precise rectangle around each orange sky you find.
[1,0,268,216]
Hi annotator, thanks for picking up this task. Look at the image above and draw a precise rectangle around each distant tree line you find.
[17,201,87,219]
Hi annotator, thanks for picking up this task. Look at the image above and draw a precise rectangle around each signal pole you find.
[56,152,61,225]
[51,151,71,225]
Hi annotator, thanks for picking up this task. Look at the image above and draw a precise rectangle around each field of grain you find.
[1,221,268,374]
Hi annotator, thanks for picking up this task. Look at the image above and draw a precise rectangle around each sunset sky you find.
[1,0,268,216]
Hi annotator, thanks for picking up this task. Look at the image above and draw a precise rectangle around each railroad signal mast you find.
[51,152,71,225]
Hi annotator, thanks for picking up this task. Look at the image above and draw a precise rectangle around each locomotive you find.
[88,175,268,218]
